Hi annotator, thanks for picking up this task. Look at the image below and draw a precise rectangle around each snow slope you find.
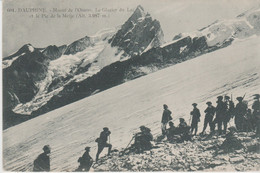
[3,36,260,171]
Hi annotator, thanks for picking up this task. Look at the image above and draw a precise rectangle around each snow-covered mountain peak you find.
[109,5,164,57]
[170,8,260,49]
[2,43,36,68]
[132,5,146,19]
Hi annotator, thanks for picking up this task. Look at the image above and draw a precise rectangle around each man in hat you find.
[214,96,227,135]
[33,145,51,172]
[96,127,112,161]
[161,104,173,136]
[166,121,176,141]
[133,126,153,153]
[235,97,248,131]
[223,95,235,134]
[201,101,216,134]
[177,118,189,134]
[252,94,260,136]
[190,103,201,135]
[76,147,93,172]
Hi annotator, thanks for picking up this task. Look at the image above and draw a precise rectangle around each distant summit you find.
[110,5,164,56]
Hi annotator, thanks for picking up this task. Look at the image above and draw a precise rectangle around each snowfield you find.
[3,36,260,171]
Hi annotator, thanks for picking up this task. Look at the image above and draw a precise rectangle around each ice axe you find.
[242,93,246,100]
[120,136,135,156]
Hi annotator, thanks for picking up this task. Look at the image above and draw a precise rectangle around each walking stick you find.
[120,136,135,156]
[125,136,134,150]
[243,93,246,99]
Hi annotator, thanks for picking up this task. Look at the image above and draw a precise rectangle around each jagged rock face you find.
[64,36,94,55]
[110,5,164,56]
[31,35,215,116]
[3,47,50,129]
[43,45,63,60]
[3,50,49,103]
[58,45,67,54]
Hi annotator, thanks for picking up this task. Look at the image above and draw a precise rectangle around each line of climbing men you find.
[33,93,260,172]
[161,94,260,141]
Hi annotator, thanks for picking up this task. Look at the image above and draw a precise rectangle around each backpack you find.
[95,138,100,143]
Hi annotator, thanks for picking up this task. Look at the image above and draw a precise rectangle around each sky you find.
[2,0,260,57]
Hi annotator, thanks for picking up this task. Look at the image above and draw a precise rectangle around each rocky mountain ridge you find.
[3,5,260,129]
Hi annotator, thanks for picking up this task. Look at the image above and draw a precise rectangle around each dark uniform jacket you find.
[33,153,50,172]
[216,100,227,118]
[191,108,201,123]
[204,106,216,118]
[235,102,247,116]
[99,131,111,145]
[161,109,172,124]
[80,152,93,167]
[252,100,260,116]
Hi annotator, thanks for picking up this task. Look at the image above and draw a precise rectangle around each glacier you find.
[3,35,260,171]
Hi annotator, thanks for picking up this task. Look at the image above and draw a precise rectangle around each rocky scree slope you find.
[93,132,260,172]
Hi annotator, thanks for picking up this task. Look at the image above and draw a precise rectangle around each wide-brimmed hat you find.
[140,125,146,129]
[236,97,243,101]
[43,145,51,151]
[163,104,168,108]
[179,118,184,122]
[224,96,230,100]
[217,96,223,100]
[192,103,197,106]
[206,101,212,105]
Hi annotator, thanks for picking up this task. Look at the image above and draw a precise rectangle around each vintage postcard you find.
[2,0,260,172]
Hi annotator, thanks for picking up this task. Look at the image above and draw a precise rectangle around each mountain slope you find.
[28,6,260,117]
[3,36,260,171]
[2,6,165,129]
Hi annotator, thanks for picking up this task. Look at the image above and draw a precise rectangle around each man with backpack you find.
[133,126,153,153]
[95,127,112,161]
[76,146,93,172]
[33,145,51,172]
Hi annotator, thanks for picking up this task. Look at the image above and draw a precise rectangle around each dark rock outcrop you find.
[110,5,164,57]
[64,36,94,55]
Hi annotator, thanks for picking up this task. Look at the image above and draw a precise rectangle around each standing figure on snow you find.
[252,94,260,136]
[235,97,248,131]
[214,96,227,135]
[201,101,215,134]
[223,96,235,134]
[161,104,172,136]
[190,103,201,135]
[76,147,93,172]
[95,127,112,161]
[33,145,51,172]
